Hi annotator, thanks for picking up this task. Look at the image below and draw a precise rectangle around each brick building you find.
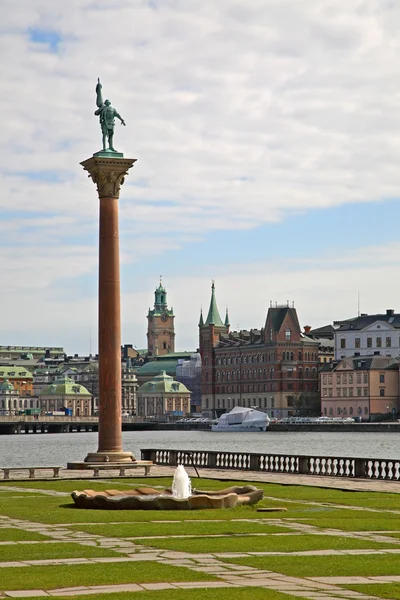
[199,283,319,418]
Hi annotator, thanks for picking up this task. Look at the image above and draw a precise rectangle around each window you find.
[340,339,346,349]
[328,388,332,397]
[269,328,273,341]
[336,374,341,384]
[355,338,360,348]
[343,388,347,397]
[377,337,382,348]
[343,374,347,384]
[323,375,327,385]
[357,373,361,384]
[337,388,341,397]
[363,373,368,384]
[386,337,391,347]
[367,337,372,348]
[364,407,368,415]
[285,328,291,341]
[349,388,353,396]
[357,388,362,396]
[363,388,368,396]
[349,374,353,384]
[379,373,385,383]
[380,388,385,397]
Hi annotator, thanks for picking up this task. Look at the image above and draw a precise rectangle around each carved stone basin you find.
[71,485,264,510]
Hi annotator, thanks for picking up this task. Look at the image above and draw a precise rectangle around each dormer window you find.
[269,328,273,341]
[285,328,291,341]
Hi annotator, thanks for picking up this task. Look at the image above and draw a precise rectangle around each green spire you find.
[198,309,204,327]
[225,307,230,327]
[204,281,225,327]
[154,278,167,310]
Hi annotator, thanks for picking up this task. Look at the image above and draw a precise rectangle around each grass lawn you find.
[69,520,291,538]
[134,532,397,553]
[0,561,218,591]
[0,542,122,562]
[24,588,303,600]
[291,516,400,531]
[0,528,52,542]
[343,583,400,599]
[222,553,400,578]
[252,482,400,510]
[0,495,287,525]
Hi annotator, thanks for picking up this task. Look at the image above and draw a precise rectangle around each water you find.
[172,464,192,498]
[0,429,399,467]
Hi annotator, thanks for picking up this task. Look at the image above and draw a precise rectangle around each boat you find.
[211,406,270,432]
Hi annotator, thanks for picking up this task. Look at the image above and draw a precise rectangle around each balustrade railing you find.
[140,448,400,481]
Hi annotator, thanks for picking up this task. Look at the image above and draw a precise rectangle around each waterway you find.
[0,429,399,467]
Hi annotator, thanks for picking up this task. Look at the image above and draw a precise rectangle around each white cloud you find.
[2,1,400,349]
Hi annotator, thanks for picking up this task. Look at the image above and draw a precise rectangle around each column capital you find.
[81,156,137,199]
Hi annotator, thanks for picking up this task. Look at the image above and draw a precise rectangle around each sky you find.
[2,0,400,354]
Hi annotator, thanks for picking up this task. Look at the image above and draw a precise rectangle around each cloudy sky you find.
[2,0,400,354]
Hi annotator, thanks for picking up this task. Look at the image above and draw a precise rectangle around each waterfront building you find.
[0,379,39,414]
[0,366,33,397]
[303,325,335,363]
[121,361,138,414]
[176,353,202,413]
[135,352,194,385]
[334,309,400,360]
[320,356,400,420]
[199,283,319,418]
[147,281,175,356]
[39,376,92,416]
[0,346,64,361]
[136,370,191,417]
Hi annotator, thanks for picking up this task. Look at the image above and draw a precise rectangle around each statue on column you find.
[95,78,126,152]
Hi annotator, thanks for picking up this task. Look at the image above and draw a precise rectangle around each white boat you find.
[212,406,270,432]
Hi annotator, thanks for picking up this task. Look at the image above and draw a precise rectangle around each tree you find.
[287,392,320,417]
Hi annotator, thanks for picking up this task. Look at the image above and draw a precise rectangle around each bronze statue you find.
[95,78,126,152]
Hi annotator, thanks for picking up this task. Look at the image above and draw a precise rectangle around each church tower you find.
[147,280,175,356]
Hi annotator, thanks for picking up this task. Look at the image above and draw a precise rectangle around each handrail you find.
[140,448,400,481]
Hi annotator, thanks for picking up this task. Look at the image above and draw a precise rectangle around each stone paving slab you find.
[173,581,237,588]
[140,583,176,590]
[4,592,50,598]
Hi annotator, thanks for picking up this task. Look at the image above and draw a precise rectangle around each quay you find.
[1,415,400,434]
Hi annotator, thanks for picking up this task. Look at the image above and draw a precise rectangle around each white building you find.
[334,310,400,360]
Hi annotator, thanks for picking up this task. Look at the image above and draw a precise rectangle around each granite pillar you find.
[80,155,136,463]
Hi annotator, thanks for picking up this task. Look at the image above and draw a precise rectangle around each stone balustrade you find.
[140,448,400,481]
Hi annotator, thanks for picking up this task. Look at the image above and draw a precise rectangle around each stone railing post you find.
[250,454,260,471]
[207,452,217,468]
[298,456,309,474]
[354,458,366,478]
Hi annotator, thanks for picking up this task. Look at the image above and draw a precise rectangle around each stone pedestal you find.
[80,155,137,464]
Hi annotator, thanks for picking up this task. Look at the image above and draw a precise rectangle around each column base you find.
[83,451,136,464]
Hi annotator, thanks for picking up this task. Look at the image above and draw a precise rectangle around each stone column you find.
[80,156,136,463]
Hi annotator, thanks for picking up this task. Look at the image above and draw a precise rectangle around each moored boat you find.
[211,406,270,432]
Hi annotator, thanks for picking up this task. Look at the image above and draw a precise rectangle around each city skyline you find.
[2,1,400,353]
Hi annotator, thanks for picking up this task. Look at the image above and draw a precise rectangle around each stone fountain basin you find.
[71,485,263,510]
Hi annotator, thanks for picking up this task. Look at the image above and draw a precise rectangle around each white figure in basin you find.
[172,464,192,499]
